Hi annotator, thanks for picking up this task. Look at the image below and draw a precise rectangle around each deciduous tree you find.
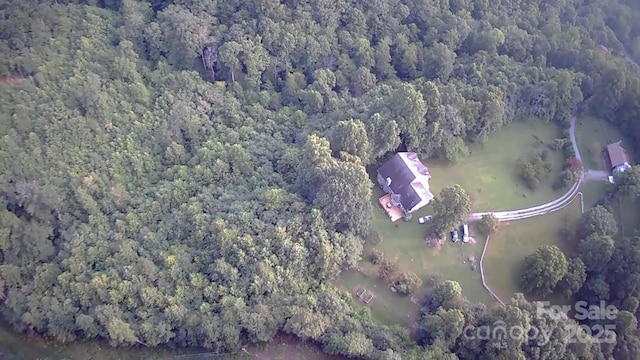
[556,257,587,298]
[478,214,500,236]
[432,185,471,235]
[393,271,423,295]
[577,205,618,239]
[520,245,568,297]
[578,234,615,274]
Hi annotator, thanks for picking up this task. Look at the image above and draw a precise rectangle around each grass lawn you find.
[575,115,631,171]
[425,119,566,212]
[366,199,492,305]
[338,269,419,326]
[335,188,494,326]
[612,196,640,238]
[579,181,609,209]
[341,119,570,325]
[482,199,583,304]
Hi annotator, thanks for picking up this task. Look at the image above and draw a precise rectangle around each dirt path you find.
[584,169,610,182]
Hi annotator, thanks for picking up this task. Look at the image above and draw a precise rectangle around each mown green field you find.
[482,200,583,303]
[338,120,570,325]
[427,119,565,212]
[575,115,631,171]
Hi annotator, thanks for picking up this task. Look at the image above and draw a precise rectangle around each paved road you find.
[467,114,586,222]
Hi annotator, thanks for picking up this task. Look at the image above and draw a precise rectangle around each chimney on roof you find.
[386,177,392,186]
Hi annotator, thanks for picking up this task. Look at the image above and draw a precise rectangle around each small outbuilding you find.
[606,141,631,174]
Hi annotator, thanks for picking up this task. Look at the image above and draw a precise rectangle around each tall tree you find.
[577,205,618,239]
[365,113,402,161]
[520,245,569,297]
[330,120,372,164]
[578,234,615,274]
[431,185,471,235]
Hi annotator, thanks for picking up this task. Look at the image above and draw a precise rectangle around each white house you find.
[376,152,434,215]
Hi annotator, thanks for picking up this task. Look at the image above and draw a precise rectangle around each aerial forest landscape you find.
[4,0,640,359]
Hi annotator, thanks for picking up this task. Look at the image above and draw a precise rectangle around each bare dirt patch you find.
[0,76,24,85]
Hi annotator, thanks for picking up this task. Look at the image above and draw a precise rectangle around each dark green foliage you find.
[477,214,500,236]
[613,166,640,198]
[518,153,553,190]
[378,257,399,281]
[577,205,618,239]
[549,138,567,151]
[418,283,600,360]
[431,185,471,235]
[556,257,587,298]
[578,234,615,274]
[3,0,640,358]
[370,249,384,265]
[393,272,423,295]
[520,245,568,297]
[553,169,579,190]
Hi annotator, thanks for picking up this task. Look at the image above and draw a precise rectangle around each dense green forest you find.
[3,0,640,358]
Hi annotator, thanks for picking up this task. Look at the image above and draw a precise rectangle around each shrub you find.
[518,154,552,190]
[478,214,500,235]
[562,140,576,158]
[564,157,583,173]
[549,138,566,151]
[553,170,578,190]
[540,149,550,161]
[393,272,423,295]
[370,249,384,264]
[378,257,399,280]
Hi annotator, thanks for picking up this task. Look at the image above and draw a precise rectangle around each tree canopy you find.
[520,245,569,297]
[431,185,471,235]
[2,0,640,358]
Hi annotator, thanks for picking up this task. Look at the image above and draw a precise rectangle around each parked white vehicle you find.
[418,215,433,224]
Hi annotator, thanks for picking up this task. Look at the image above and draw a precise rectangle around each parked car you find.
[462,223,470,242]
[418,215,433,224]
[451,228,459,242]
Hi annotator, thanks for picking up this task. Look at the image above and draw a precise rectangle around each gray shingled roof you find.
[377,154,422,211]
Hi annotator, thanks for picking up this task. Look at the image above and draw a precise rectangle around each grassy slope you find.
[427,119,565,212]
[575,115,632,171]
[575,115,640,237]
[482,200,583,303]
[337,120,566,325]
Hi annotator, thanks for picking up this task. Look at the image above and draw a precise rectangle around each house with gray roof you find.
[376,152,434,216]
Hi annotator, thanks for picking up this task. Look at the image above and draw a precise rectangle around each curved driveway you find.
[466,114,585,222]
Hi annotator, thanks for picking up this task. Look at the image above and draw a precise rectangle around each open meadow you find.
[575,115,631,171]
[340,119,576,326]
[482,199,582,303]
[427,119,566,212]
